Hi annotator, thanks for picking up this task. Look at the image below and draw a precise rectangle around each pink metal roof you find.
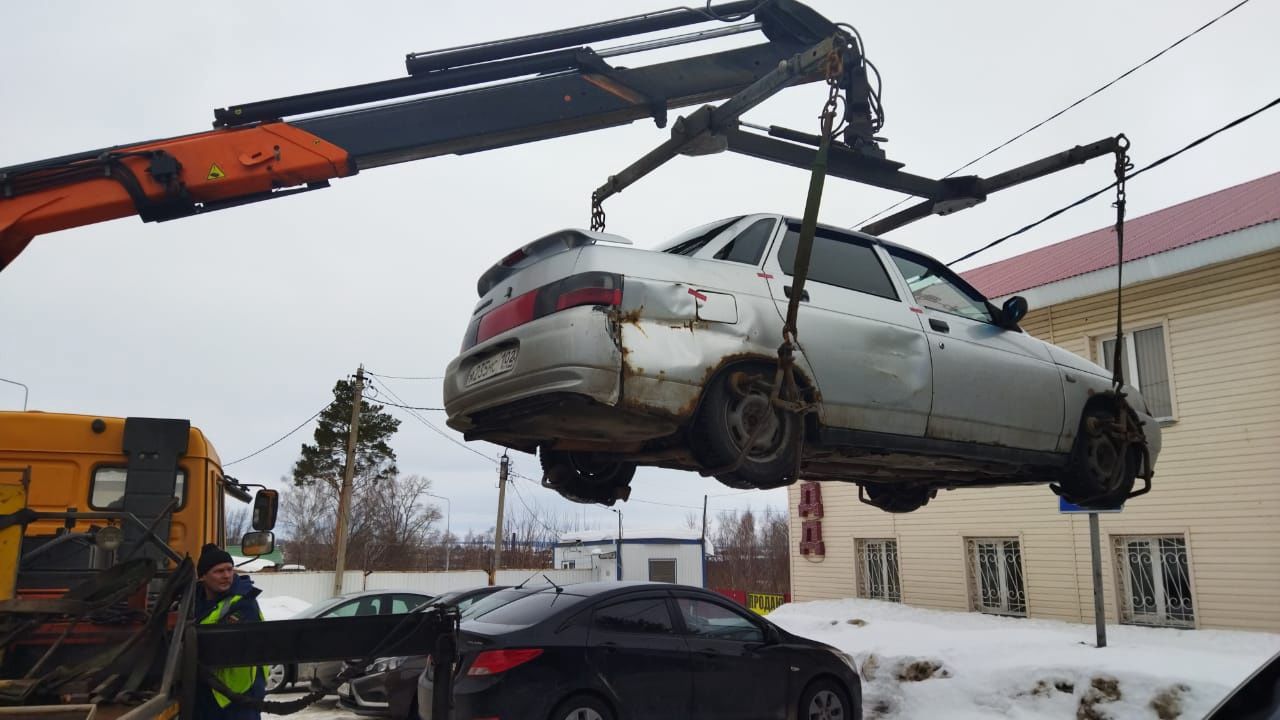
[962,171,1280,297]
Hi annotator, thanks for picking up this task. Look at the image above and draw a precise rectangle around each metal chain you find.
[1108,135,1132,390]
[590,189,607,232]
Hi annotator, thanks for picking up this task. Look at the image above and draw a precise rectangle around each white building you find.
[554,528,711,587]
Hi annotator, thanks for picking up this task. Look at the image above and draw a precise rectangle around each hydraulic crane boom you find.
[0,0,852,271]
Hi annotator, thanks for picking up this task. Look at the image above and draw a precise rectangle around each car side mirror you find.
[241,530,275,557]
[1001,296,1029,328]
[252,489,279,531]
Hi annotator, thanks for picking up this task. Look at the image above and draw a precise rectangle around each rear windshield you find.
[469,590,586,627]
[461,588,534,620]
[660,217,742,256]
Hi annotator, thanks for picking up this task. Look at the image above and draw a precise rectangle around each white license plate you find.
[465,347,519,386]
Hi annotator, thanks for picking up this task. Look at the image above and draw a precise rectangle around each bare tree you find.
[226,505,251,542]
[706,507,789,595]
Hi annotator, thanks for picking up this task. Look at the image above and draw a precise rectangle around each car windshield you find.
[467,590,587,627]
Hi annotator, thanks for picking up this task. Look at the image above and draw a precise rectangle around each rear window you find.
[778,228,898,301]
[469,590,586,627]
[90,467,186,510]
[661,217,742,256]
[461,588,534,620]
[714,218,776,265]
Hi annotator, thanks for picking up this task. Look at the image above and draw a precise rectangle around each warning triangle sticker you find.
[206,163,226,181]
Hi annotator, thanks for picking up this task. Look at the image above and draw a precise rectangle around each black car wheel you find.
[693,364,798,490]
[550,694,614,720]
[1059,405,1140,508]
[800,678,852,720]
[263,663,290,693]
[540,449,635,506]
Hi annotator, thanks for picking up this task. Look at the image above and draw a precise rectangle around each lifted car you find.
[444,215,1160,512]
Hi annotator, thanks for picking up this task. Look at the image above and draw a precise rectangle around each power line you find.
[367,375,497,464]
[506,479,563,536]
[368,397,446,412]
[948,95,1280,268]
[364,370,445,381]
[855,0,1255,229]
[224,404,330,467]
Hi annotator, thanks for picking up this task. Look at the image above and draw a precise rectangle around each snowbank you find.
[231,554,276,572]
[769,599,1280,720]
[258,595,313,621]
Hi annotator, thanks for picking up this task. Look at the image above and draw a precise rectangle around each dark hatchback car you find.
[418,582,861,720]
[337,585,509,718]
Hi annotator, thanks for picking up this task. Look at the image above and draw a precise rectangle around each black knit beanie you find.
[198,543,234,577]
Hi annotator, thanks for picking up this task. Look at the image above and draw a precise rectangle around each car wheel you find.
[860,483,934,513]
[692,364,798,489]
[549,694,614,720]
[799,678,853,720]
[1059,405,1139,508]
[264,663,290,694]
[540,449,636,506]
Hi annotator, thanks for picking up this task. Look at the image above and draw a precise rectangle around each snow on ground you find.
[266,693,354,719]
[259,594,313,621]
[769,599,1280,720]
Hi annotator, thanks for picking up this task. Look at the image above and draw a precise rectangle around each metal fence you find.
[250,568,593,608]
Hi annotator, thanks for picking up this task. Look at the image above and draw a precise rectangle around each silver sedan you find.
[444,215,1160,512]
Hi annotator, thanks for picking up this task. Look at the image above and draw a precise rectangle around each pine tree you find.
[291,377,401,490]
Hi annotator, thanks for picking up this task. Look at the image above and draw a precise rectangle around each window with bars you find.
[1098,325,1175,420]
[856,539,901,602]
[966,538,1027,616]
[1113,535,1195,628]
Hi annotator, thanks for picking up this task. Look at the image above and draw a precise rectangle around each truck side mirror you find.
[1001,295,1029,328]
[241,531,275,557]
[252,489,279,531]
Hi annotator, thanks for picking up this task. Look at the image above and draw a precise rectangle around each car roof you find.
[298,588,433,617]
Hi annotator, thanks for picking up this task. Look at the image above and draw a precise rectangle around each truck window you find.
[90,467,186,510]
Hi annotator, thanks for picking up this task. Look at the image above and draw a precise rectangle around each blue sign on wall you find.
[1059,497,1124,513]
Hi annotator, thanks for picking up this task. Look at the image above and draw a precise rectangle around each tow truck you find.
[0,2,1133,717]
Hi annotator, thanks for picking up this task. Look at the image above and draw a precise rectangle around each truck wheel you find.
[1060,406,1138,509]
[540,449,635,506]
[692,365,798,490]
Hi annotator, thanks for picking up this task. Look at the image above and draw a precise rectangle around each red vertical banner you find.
[798,481,825,557]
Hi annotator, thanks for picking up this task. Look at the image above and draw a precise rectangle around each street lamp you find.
[425,492,452,573]
[0,378,28,411]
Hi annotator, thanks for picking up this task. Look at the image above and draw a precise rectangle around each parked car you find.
[444,215,1162,512]
[262,589,434,694]
[336,585,509,718]
[416,581,861,720]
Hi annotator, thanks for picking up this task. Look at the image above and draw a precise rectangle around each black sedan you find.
[336,585,509,718]
[417,581,861,720]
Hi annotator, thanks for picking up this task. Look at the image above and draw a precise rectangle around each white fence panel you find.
[249,568,593,608]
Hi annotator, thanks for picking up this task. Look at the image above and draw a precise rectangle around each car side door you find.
[674,594,787,720]
[586,593,693,720]
[883,246,1066,451]
[761,223,932,436]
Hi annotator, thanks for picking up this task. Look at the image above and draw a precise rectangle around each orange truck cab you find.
[0,411,276,718]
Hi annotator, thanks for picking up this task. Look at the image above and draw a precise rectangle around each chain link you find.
[1108,134,1132,390]
[590,189,607,232]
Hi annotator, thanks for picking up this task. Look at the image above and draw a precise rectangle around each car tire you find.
[264,663,290,694]
[1059,404,1140,509]
[540,449,636,506]
[860,483,934,513]
[549,693,615,720]
[692,364,798,490]
[799,677,854,720]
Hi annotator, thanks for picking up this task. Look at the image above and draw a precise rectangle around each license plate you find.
[465,347,518,386]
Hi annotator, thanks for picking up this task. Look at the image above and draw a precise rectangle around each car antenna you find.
[514,571,539,589]
[543,575,565,593]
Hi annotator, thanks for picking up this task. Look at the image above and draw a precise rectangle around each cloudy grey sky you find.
[2,1,1276,537]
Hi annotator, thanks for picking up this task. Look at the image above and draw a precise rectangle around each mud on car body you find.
[444,214,1160,512]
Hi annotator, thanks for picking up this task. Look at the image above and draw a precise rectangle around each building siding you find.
[790,247,1280,631]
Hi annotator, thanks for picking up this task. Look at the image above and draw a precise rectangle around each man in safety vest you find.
[194,543,267,720]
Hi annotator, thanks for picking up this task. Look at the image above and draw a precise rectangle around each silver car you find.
[444,215,1161,512]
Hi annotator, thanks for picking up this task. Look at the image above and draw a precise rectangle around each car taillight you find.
[466,648,544,676]
[465,272,622,349]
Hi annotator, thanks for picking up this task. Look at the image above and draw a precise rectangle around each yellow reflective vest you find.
[198,593,267,708]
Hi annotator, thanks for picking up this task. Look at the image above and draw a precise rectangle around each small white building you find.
[554,528,711,587]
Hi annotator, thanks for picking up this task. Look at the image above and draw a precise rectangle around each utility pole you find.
[489,453,509,586]
[701,494,709,588]
[331,365,364,597]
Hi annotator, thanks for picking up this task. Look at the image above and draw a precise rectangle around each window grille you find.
[1113,535,1194,628]
[856,539,901,602]
[966,538,1027,616]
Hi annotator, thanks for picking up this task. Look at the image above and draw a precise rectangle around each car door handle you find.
[784,285,809,302]
[929,318,950,333]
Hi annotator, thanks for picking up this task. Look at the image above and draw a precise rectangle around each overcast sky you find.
[2,1,1276,538]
